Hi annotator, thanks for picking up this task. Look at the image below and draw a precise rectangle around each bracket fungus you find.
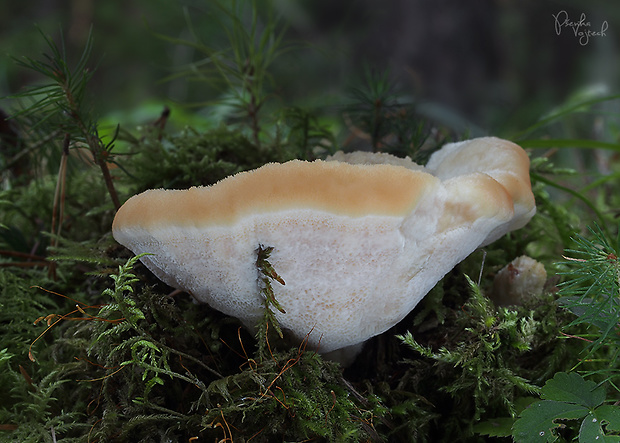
[112,136,535,362]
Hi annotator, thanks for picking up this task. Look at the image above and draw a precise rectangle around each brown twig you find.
[0,261,48,268]
[60,72,121,211]
[48,133,70,279]
[0,250,46,260]
[93,144,121,211]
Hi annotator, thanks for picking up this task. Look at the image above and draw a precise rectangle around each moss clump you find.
[0,255,386,441]
[123,124,289,192]
[200,346,386,442]
[0,270,90,441]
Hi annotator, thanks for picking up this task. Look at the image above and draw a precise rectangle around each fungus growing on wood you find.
[112,136,535,362]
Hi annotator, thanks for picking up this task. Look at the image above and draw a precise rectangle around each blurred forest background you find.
[1,0,618,140]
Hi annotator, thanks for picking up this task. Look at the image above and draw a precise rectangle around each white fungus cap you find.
[112,136,535,358]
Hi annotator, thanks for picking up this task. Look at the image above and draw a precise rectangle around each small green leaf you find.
[542,372,605,408]
[513,400,589,442]
[595,404,620,432]
[579,411,620,443]
[144,376,165,395]
[473,417,515,437]
[133,339,160,353]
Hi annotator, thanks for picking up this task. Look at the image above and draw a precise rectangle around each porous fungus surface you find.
[112,137,535,355]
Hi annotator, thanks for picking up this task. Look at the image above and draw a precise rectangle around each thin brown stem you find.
[49,134,70,279]
[62,78,121,211]
[93,141,121,211]
[0,250,46,260]
[248,94,261,148]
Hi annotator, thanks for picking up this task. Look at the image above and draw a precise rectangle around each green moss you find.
[0,255,385,441]
[123,124,287,192]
